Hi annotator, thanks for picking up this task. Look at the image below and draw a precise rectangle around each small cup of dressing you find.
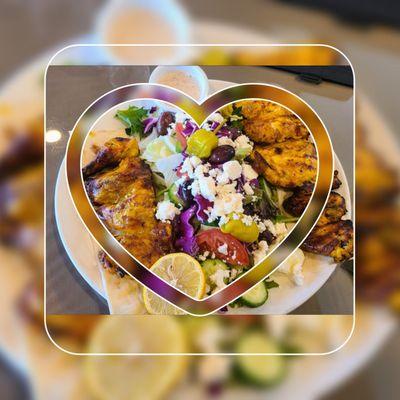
[95,0,191,65]
[149,66,209,102]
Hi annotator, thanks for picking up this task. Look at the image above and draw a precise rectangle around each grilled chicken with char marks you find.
[283,187,346,228]
[83,137,172,268]
[237,100,309,144]
[250,139,317,188]
[301,220,353,263]
[282,170,343,217]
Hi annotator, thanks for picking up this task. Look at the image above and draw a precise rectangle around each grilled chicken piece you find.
[282,182,313,217]
[250,139,317,188]
[283,169,343,217]
[237,100,309,144]
[332,170,342,190]
[82,137,139,178]
[283,187,346,226]
[301,220,353,262]
[84,137,172,267]
[317,192,347,226]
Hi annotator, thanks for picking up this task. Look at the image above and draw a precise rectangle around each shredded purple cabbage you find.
[249,178,259,187]
[182,120,199,136]
[149,106,157,113]
[209,121,220,130]
[143,117,158,134]
[194,195,213,223]
[175,205,199,256]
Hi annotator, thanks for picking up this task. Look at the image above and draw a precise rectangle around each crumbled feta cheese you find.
[180,156,201,178]
[155,200,180,222]
[190,156,202,168]
[242,163,258,181]
[223,160,242,180]
[210,269,230,291]
[190,180,200,196]
[216,171,230,185]
[243,182,254,195]
[198,176,216,201]
[263,219,276,236]
[241,214,254,226]
[252,240,269,264]
[208,168,219,178]
[209,112,225,124]
[256,220,267,233]
[212,193,244,219]
[234,134,253,148]
[218,137,235,147]
[217,243,228,255]
[275,223,288,236]
[175,176,187,186]
[194,164,209,179]
[278,249,305,286]
[216,182,237,196]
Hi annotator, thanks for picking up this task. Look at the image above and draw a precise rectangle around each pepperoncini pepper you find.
[221,213,259,243]
[186,129,218,158]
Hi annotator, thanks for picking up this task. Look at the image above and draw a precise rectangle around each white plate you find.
[54,78,352,315]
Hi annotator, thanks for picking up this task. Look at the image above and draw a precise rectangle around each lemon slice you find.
[85,316,186,400]
[143,253,206,315]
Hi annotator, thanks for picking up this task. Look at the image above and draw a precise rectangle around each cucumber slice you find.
[240,281,268,308]
[201,259,229,287]
[167,184,184,207]
[235,332,286,387]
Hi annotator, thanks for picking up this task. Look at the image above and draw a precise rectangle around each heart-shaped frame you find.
[65,83,333,316]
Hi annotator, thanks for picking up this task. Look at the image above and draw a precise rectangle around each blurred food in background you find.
[1,0,400,399]
[356,104,400,310]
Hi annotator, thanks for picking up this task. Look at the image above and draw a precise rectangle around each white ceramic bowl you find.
[149,65,209,102]
[94,0,191,65]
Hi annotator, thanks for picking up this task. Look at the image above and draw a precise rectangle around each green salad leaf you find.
[115,106,148,137]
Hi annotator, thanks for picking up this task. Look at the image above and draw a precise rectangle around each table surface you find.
[45,65,354,315]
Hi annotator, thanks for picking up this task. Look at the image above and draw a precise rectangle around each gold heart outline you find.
[65,83,333,316]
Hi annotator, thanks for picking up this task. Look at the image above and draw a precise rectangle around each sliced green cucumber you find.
[240,281,268,308]
[201,259,229,287]
[235,332,286,387]
[167,183,184,207]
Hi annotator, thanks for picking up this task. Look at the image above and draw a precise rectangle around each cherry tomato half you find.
[196,228,250,266]
[174,122,187,150]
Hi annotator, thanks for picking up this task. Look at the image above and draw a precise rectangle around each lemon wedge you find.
[85,316,186,400]
[143,253,206,315]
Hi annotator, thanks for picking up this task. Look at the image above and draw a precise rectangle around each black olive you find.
[259,230,276,245]
[208,145,235,164]
[228,126,242,140]
[157,112,175,136]
[180,179,194,207]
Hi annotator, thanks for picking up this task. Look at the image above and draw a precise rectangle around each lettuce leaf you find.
[115,106,148,137]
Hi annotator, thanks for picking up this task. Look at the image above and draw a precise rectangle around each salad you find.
[113,101,306,308]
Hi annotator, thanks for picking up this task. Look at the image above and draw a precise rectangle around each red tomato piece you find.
[174,122,187,149]
[196,229,250,266]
